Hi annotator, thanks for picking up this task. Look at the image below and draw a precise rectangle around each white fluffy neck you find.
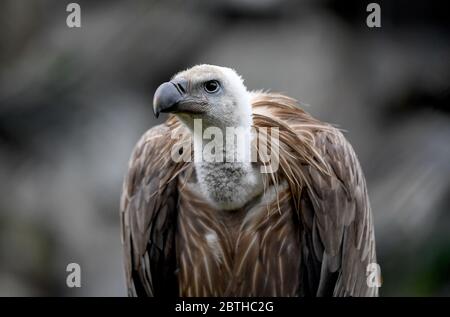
[191,118,263,210]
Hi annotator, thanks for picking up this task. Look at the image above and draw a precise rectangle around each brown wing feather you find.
[299,131,378,296]
[120,120,188,296]
[251,92,378,297]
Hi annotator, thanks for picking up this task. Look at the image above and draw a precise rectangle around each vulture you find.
[120,64,378,297]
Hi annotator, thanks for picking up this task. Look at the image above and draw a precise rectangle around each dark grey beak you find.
[153,79,188,118]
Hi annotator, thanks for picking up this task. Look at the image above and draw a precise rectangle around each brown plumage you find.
[120,66,378,297]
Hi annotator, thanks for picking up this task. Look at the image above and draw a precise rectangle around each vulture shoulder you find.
[298,130,378,296]
[252,92,378,297]
[120,120,186,296]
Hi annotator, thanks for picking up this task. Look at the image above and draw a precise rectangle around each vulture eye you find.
[203,80,220,94]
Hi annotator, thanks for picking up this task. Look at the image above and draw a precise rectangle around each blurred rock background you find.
[0,0,448,296]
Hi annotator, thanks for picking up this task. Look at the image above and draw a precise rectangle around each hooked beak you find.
[153,78,188,118]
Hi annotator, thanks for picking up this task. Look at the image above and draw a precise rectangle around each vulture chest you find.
[176,180,302,296]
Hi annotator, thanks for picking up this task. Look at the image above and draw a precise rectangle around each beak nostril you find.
[171,82,185,95]
[171,79,187,95]
[177,83,186,94]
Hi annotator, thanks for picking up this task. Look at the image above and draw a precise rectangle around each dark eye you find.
[203,80,220,93]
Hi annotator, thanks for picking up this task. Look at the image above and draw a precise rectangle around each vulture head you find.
[153,64,252,131]
[153,64,262,210]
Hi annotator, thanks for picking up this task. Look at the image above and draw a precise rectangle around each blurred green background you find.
[0,0,449,296]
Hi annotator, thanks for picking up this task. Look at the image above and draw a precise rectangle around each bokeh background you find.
[0,0,449,296]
